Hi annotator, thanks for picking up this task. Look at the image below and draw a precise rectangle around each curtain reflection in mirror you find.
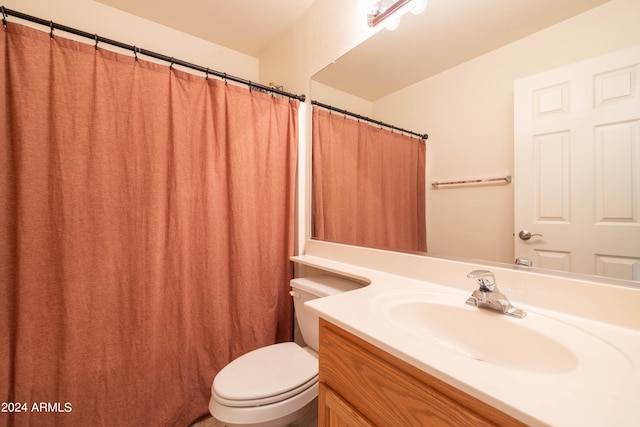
[312,107,427,252]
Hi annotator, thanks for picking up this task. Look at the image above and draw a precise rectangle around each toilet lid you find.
[213,342,318,405]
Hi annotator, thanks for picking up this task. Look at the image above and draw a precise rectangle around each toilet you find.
[209,275,360,426]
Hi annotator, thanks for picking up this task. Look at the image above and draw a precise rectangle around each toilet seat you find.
[210,380,318,427]
[214,375,318,407]
[213,342,318,407]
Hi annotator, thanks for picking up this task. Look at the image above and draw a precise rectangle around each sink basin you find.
[373,291,629,374]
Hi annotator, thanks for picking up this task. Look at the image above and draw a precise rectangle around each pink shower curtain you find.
[0,23,298,426]
[312,108,427,252]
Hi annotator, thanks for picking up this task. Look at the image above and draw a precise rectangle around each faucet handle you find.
[467,270,496,292]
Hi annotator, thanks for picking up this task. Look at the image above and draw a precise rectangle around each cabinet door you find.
[319,319,526,427]
[319,383,374,427]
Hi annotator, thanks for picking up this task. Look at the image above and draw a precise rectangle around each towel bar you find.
[431,175,512,188]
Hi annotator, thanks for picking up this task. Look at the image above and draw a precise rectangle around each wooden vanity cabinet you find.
[318,319,527,427]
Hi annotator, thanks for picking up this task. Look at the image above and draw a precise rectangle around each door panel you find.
[514,45,640,281]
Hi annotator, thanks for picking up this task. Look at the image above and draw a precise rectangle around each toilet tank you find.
[290,275,361,352]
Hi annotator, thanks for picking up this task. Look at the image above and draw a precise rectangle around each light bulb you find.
[411,0,427,14]
[385,17,400,31]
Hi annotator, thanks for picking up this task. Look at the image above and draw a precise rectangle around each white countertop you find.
[293,254,640,426]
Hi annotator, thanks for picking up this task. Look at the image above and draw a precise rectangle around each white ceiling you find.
[96,0,318,57]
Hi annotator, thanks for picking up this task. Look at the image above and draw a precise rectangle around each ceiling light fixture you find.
[367,0,427,29]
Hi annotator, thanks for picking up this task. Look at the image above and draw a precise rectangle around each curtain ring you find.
[169,57,174,70]
[1,6,7,29]
[133,46,138,61]
[223,72,227,85]
[94,34,99,51]
[205,67,209,80]
[49,20,54,38]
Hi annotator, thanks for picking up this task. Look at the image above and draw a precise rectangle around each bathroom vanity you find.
[293,241,640,426]
[318,319,524,426]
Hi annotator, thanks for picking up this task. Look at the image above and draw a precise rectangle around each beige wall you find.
[311,81,373,117]
[260,0,379,97]
[7,0,258,80]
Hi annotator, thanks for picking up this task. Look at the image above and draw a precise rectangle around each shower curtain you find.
[0,23,298,426]
[312,107,427,252]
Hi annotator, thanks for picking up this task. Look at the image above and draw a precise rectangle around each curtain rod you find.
[311,100,428,140]
[0,6,306,102]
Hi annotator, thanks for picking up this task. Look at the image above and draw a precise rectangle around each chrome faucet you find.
[465,270,526,318]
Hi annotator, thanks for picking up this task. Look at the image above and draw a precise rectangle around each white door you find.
[514,45,640,281]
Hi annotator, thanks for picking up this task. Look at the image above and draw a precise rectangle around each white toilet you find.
[209,275,360,427]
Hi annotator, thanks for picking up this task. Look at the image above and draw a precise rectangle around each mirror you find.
[311,0,640,283]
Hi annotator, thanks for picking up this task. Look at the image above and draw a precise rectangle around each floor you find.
[190,416,225,427]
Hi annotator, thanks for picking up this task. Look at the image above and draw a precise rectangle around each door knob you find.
[518,230,543,241]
